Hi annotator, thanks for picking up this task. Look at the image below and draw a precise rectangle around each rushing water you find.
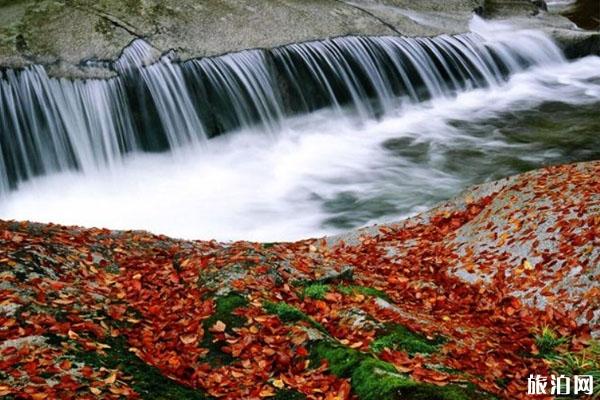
[0,17,599,241]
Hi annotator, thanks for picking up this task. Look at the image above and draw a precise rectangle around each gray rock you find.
[328,161,600,337]
[1,0,596,78]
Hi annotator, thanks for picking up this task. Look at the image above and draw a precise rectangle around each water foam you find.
[1,56,598,241]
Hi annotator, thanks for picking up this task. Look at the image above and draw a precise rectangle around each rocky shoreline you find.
[1,161,598,399]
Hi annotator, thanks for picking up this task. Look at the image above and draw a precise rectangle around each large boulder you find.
[0,0,596,79]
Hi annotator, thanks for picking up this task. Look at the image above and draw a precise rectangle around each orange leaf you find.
[180,334,198,345]
[209,320,226,333]
[104,371,117,385]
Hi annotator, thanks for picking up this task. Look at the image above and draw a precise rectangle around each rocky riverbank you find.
[1,161,598,399]
[1,0,598,79]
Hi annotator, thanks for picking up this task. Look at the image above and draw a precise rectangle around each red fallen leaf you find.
[167,355,181,367]
[30,376,47,384]
[23,361,38,375]
[107,304,126,319]
[169,272,180,284]
[296,346,308,357]
[67,330,79,340]
[59,359,72,370]
[131,279,142,291]
[80,366,95,378]
[338,380,352,398]
[2,346,17,356]
[52,298,74,305]
[148,304,162,314]
[209,320,226,333]
[276,353,291,368]
[180,334,198,345]
[232,279,246,290]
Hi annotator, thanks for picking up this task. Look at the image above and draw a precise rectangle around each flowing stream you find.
[0,17,599,241]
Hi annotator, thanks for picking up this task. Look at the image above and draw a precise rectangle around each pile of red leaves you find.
[0,161,598,399]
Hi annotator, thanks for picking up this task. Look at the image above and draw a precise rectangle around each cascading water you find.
[0,16,563,193]
[2,16,597,241]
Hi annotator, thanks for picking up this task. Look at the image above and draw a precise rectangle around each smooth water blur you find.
[0,16,564,192]
[1,56,599,241]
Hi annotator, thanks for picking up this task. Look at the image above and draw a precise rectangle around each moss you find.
[105,264,120,274]
[495,377,509,389]
[303,283,330,300]
[71,336,211,400]
[263,301,328,334]
[0,21,23,46]
[209,293,248,329]
[396,382,493,400]
[264,301,307,323]
[310,341,489,400]
[351,358,412,400]
[371,324,442,355]
[43,332,64,347]
[352,358,491,400]
[200,293,248,366]
[273,389,307,400]
[432,365,465,375]
[309,341,365,376]
[39,371,55,379]
[336,284,388,300]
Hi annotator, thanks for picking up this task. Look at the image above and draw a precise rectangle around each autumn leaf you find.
[209,320,226,333]
[104,371,117,385]
[90,387,102,395]
[180,334,198,345]
[272,378,284,389]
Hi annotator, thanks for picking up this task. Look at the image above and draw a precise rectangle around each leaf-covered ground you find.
[0,161,598,399]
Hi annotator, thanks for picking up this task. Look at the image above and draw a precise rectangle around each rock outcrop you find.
[0,161,598,399]
[0,0,597,79]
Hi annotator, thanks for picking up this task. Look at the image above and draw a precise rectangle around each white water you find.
[0,16,564,193]
[2,55,599,241]
[545,0,577,12]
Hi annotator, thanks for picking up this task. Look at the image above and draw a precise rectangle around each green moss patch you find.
[309,341,365,376]
[71,336,210,400]
[351,357,412,400]
[371,324,443,355]
[263,301,328,334]
[264,301,308,323]
[303,283,330,299]
[394,382,492,400]
[200,293,248,366]
[273,389,307,400]
[336,284,388,300]
[310,341,487,400]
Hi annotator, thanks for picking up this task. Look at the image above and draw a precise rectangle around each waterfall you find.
[0,16,564,192]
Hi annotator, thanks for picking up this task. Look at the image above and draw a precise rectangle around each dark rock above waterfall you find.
[1,161,598,399]
[0,0,596,79]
